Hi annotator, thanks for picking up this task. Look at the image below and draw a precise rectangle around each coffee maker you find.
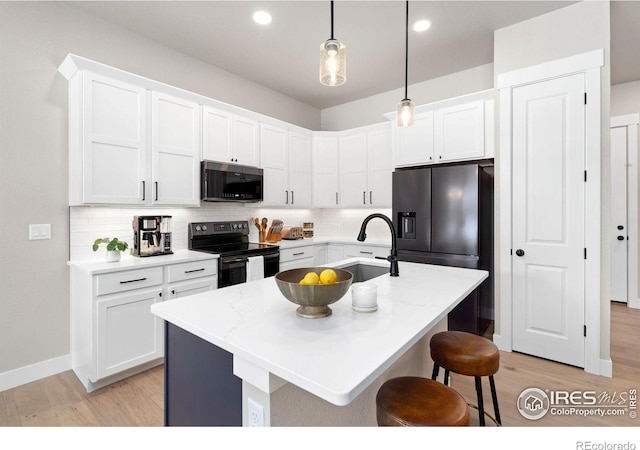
[132,215,173,257]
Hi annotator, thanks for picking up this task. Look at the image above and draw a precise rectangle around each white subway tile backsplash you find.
[69,205,393,261]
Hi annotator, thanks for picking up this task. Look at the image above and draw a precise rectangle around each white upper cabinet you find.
[394,111,435,167]
[80,73,148,205]
[434,100,484,162]
[390,90,494,168]
[339,124,392,207]
[202,106,259,167]
[312,133,340,208]
[151,92,200,206]
[260,124,312,207]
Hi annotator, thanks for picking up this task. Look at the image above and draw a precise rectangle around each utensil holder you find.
[259,230,267,243]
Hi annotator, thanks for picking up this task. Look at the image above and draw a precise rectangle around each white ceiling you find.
[69,1,640,110]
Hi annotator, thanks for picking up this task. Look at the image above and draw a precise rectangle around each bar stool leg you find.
[475,377,485,426]
[431,364,440,380]
[444,369,450,386]
[489,375,501,425]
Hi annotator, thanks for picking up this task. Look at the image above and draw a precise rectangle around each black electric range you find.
[188,221,279,288]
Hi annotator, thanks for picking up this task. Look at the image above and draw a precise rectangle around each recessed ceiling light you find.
[252,11,272,25]
[413,19,432,32]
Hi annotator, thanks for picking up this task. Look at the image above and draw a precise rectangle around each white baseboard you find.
[492,333,512,352]
[599,358,613,378]
[0,354,71,392]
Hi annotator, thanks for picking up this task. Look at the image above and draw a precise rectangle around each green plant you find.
[92,237,130,253]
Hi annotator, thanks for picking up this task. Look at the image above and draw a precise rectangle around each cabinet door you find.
[83,73,147,204]
[367,128,392,206]
[95,289,163,380]
[312,135,340,207]
[339,133,368,206]
[233,116,259,166]
[288,131,312,207]
[434,100,485,162]
[328,244,344,263]
[395,111,434,167]
[260,124,288,206]
[314,244,328,265]
[202,106,233,163]
[151,92,200,206]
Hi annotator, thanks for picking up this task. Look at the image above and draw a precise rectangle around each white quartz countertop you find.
[67,249,218,274]
[260,238,391,249]
[150,257,488,406]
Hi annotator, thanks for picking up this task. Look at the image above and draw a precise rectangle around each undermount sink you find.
[338,263,389,283]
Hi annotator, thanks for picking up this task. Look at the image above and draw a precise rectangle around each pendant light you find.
[319,1,346,86]
[397,1,415,127]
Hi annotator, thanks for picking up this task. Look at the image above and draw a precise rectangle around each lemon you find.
[319,269,337,285]
[299,271,319,285]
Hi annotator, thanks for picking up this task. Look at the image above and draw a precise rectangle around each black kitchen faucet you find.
[357,213,399,277]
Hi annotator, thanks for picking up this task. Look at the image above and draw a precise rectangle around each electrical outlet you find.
[247,397,264,427]
[29,224,51,240]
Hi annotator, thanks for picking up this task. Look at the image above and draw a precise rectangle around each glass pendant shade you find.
[320,39,346,86]
[397,98,415,127]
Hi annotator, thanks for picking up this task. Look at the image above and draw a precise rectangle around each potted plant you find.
[93,237,130,262]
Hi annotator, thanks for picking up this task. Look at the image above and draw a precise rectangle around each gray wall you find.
[493,0,611,361]
[321,63,494,130]
[0,2,320,375]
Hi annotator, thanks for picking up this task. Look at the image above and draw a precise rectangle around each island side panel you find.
[165,322,242,426]
[269,318,447,426]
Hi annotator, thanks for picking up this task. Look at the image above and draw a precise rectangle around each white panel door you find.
[610,126,628,303]
[260,124,288,206]
[395,112,434,167]
[151,92,200,206]
[202,106,233,163]
[233,116,259,166]
[511,73,585,367]
[435,100,485,162]
[83,73,147,204]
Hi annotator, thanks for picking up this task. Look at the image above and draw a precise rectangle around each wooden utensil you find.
[261,217,268,231]
[253,217,261,230]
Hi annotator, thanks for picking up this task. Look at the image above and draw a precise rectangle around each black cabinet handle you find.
[369,191,373,204]
[185,268,205,274]
[363,191,366,204]
[285,190,289,204]
[142,181,146,201]
[155,182,159,201]
[617,236,625,241]
[515,249,525,257]
[335,192,338,204]
[360,251,374,255]
[291,190,294,204]
[119,277,147,284]
[293,252,305,256]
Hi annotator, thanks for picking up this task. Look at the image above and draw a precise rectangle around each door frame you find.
[610,114,640,309]
[496,49,608,376]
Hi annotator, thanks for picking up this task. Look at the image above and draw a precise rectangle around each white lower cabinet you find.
[96,288,164,380]
[314,244,328,265]
[343,244,390,260]
[70,256,217,392]
[279,246,315,270]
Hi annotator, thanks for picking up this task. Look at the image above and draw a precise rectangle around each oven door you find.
[263,252,280,278]
[219,255,248,288]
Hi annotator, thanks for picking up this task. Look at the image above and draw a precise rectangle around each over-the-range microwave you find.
[200,160,263,202]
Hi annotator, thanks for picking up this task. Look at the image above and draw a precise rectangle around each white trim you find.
[0,354,71,392]
[600,358,613,378]
[495,87,513,352]
[497,49,604,89]
[610,114,639,128]
[498,49,606,376]
[584,65,602,376]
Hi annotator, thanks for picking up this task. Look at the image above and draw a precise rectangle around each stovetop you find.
[188,221,279,258]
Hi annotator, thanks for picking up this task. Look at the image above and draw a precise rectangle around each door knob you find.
[618,225,624,230]
[617,236,625,241]
[515,249,525,257]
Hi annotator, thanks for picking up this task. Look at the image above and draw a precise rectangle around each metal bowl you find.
[275,267,353,318]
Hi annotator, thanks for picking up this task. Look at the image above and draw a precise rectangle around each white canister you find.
[351,283,378,312]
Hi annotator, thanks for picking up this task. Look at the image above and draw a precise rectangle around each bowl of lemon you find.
[274,267,353,318]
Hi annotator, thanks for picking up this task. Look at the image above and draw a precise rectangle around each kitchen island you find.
[150,258,488,426]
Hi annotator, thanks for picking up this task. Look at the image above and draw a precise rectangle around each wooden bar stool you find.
[376,376,470,426]
[430,331,501,426]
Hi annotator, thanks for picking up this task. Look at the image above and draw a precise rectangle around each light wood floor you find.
[1,302,638,427]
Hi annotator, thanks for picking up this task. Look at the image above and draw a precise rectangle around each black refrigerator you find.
[392,161,494,336]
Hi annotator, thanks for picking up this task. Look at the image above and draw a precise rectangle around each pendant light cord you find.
[330,1,334,40]
[404,0,409,100]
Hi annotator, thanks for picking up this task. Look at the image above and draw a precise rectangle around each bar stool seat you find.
[376,376,470,426]
[430,331,501,426]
